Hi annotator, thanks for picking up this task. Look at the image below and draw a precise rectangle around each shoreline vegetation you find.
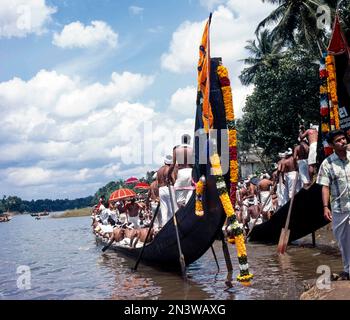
[51,207,92,219]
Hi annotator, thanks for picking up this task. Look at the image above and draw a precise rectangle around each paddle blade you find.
[102,240,113,252]
[277,228,290,254]
[179,254,187,280]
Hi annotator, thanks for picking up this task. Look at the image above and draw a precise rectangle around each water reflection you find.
[0,215,345,300]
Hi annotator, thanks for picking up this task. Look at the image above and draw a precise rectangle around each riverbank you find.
[301,281,350,300]
[51,207,92,218]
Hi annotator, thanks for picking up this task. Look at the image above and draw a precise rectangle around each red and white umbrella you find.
[134,182,150,190]
[109,188,136,201]
[124,177,139,184]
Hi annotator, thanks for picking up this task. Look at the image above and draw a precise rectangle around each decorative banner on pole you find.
[197,13,214,133]
[327,14,350,135]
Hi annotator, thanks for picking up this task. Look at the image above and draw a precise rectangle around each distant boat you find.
[30,211,49,217]
[0,214,11,223]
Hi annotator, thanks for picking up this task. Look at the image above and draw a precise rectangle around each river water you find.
[0,214,343,300]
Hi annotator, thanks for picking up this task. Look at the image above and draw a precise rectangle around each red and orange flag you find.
[197,13,213,133]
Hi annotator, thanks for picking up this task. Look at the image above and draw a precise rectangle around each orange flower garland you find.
[319,55,333,157]
[217,65,239,206]
[326,55,340,129]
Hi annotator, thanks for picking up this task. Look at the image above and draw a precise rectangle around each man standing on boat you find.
[276,152,288,208]
[168,134,194,208]
[294,128,310,188]
[258,173,274,220]
[282,148,301,200]
[317,129,350,281]
[156,154,176,227]
[299,123,319,183]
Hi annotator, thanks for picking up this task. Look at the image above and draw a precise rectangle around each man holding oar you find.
[317,129,350,281]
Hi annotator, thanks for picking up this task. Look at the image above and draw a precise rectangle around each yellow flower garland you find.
[195,177,205,217]
[217,65,239,205]
[210,152,253,285]
[326,55,340,129]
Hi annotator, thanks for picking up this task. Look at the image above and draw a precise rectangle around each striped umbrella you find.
[135,182,150,190]
[109,188,136,201]
[125,177,139,184]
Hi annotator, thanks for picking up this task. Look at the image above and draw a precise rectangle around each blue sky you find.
[0,0,276,200]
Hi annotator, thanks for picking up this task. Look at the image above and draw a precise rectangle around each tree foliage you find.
[238,48,320,162]
[239,29,284,85]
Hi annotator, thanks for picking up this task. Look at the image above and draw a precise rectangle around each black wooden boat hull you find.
[96,176,226,270]
[248,184,330,244]
[95,58,229,270]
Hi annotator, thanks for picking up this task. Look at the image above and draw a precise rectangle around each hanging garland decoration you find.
[210,152,253,286]
[325,55,340,130]
[319,55,333,157]
[216,65,238,206]
[195,176,205,217]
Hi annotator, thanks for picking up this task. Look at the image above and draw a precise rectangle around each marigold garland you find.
[325,55,340,130]
[210,152,253,285]
[217,65,238,205]
[195,176,205,217]
[319,55,333,157]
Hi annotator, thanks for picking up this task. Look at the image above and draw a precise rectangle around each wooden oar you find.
[168,183,187,280]
[132,201,160,271]
[211,245,220,272]
[277,172,299,254]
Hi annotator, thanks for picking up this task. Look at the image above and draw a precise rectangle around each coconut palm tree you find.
[239,29,284,86]
[256,0,337,55]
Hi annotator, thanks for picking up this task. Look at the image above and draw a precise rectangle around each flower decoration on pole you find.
[217,64,239,206]
[210,151,253,286]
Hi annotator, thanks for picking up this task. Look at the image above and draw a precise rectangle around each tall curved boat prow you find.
[94,57,229,271]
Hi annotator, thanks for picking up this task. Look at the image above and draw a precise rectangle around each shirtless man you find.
[299,124,319,182]
[258,174,274,220]
[157,154,176,227]
[294,135,310,188]
[241,179,257,223]
[245,204,262,231]
[238,182,248,223]
[276,152,288,208]
[125,198,142,228]
[283,147,301,199]
[168,134,194,207]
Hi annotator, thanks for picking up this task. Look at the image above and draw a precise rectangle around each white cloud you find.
[0,70,154,120]
[0,69,197,199]
[0,0,56,38]
[53,20,118,49]
[168,86,197,117]
[161,0,275,116]
[129,6,144,16]
[5,167,52,187]
[199,0,226,10]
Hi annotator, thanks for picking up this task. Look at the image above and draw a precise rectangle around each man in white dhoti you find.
[277,152,288,208]
[284,147,302,199]
[157,155,177,228]
[300,123,319,183]
[317,130,350,280]
[168,134,194,207]
[294,136,311,188]
[258,173,274,220]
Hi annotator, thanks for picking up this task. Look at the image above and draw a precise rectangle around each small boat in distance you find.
[0,213,11,223]
[31,210,49,218]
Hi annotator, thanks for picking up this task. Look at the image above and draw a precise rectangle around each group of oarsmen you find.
[92,194,154,247]
[236,123,319,232]
[91,134,194,247]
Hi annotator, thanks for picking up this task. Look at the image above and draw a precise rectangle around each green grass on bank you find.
[51,207,92,218]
